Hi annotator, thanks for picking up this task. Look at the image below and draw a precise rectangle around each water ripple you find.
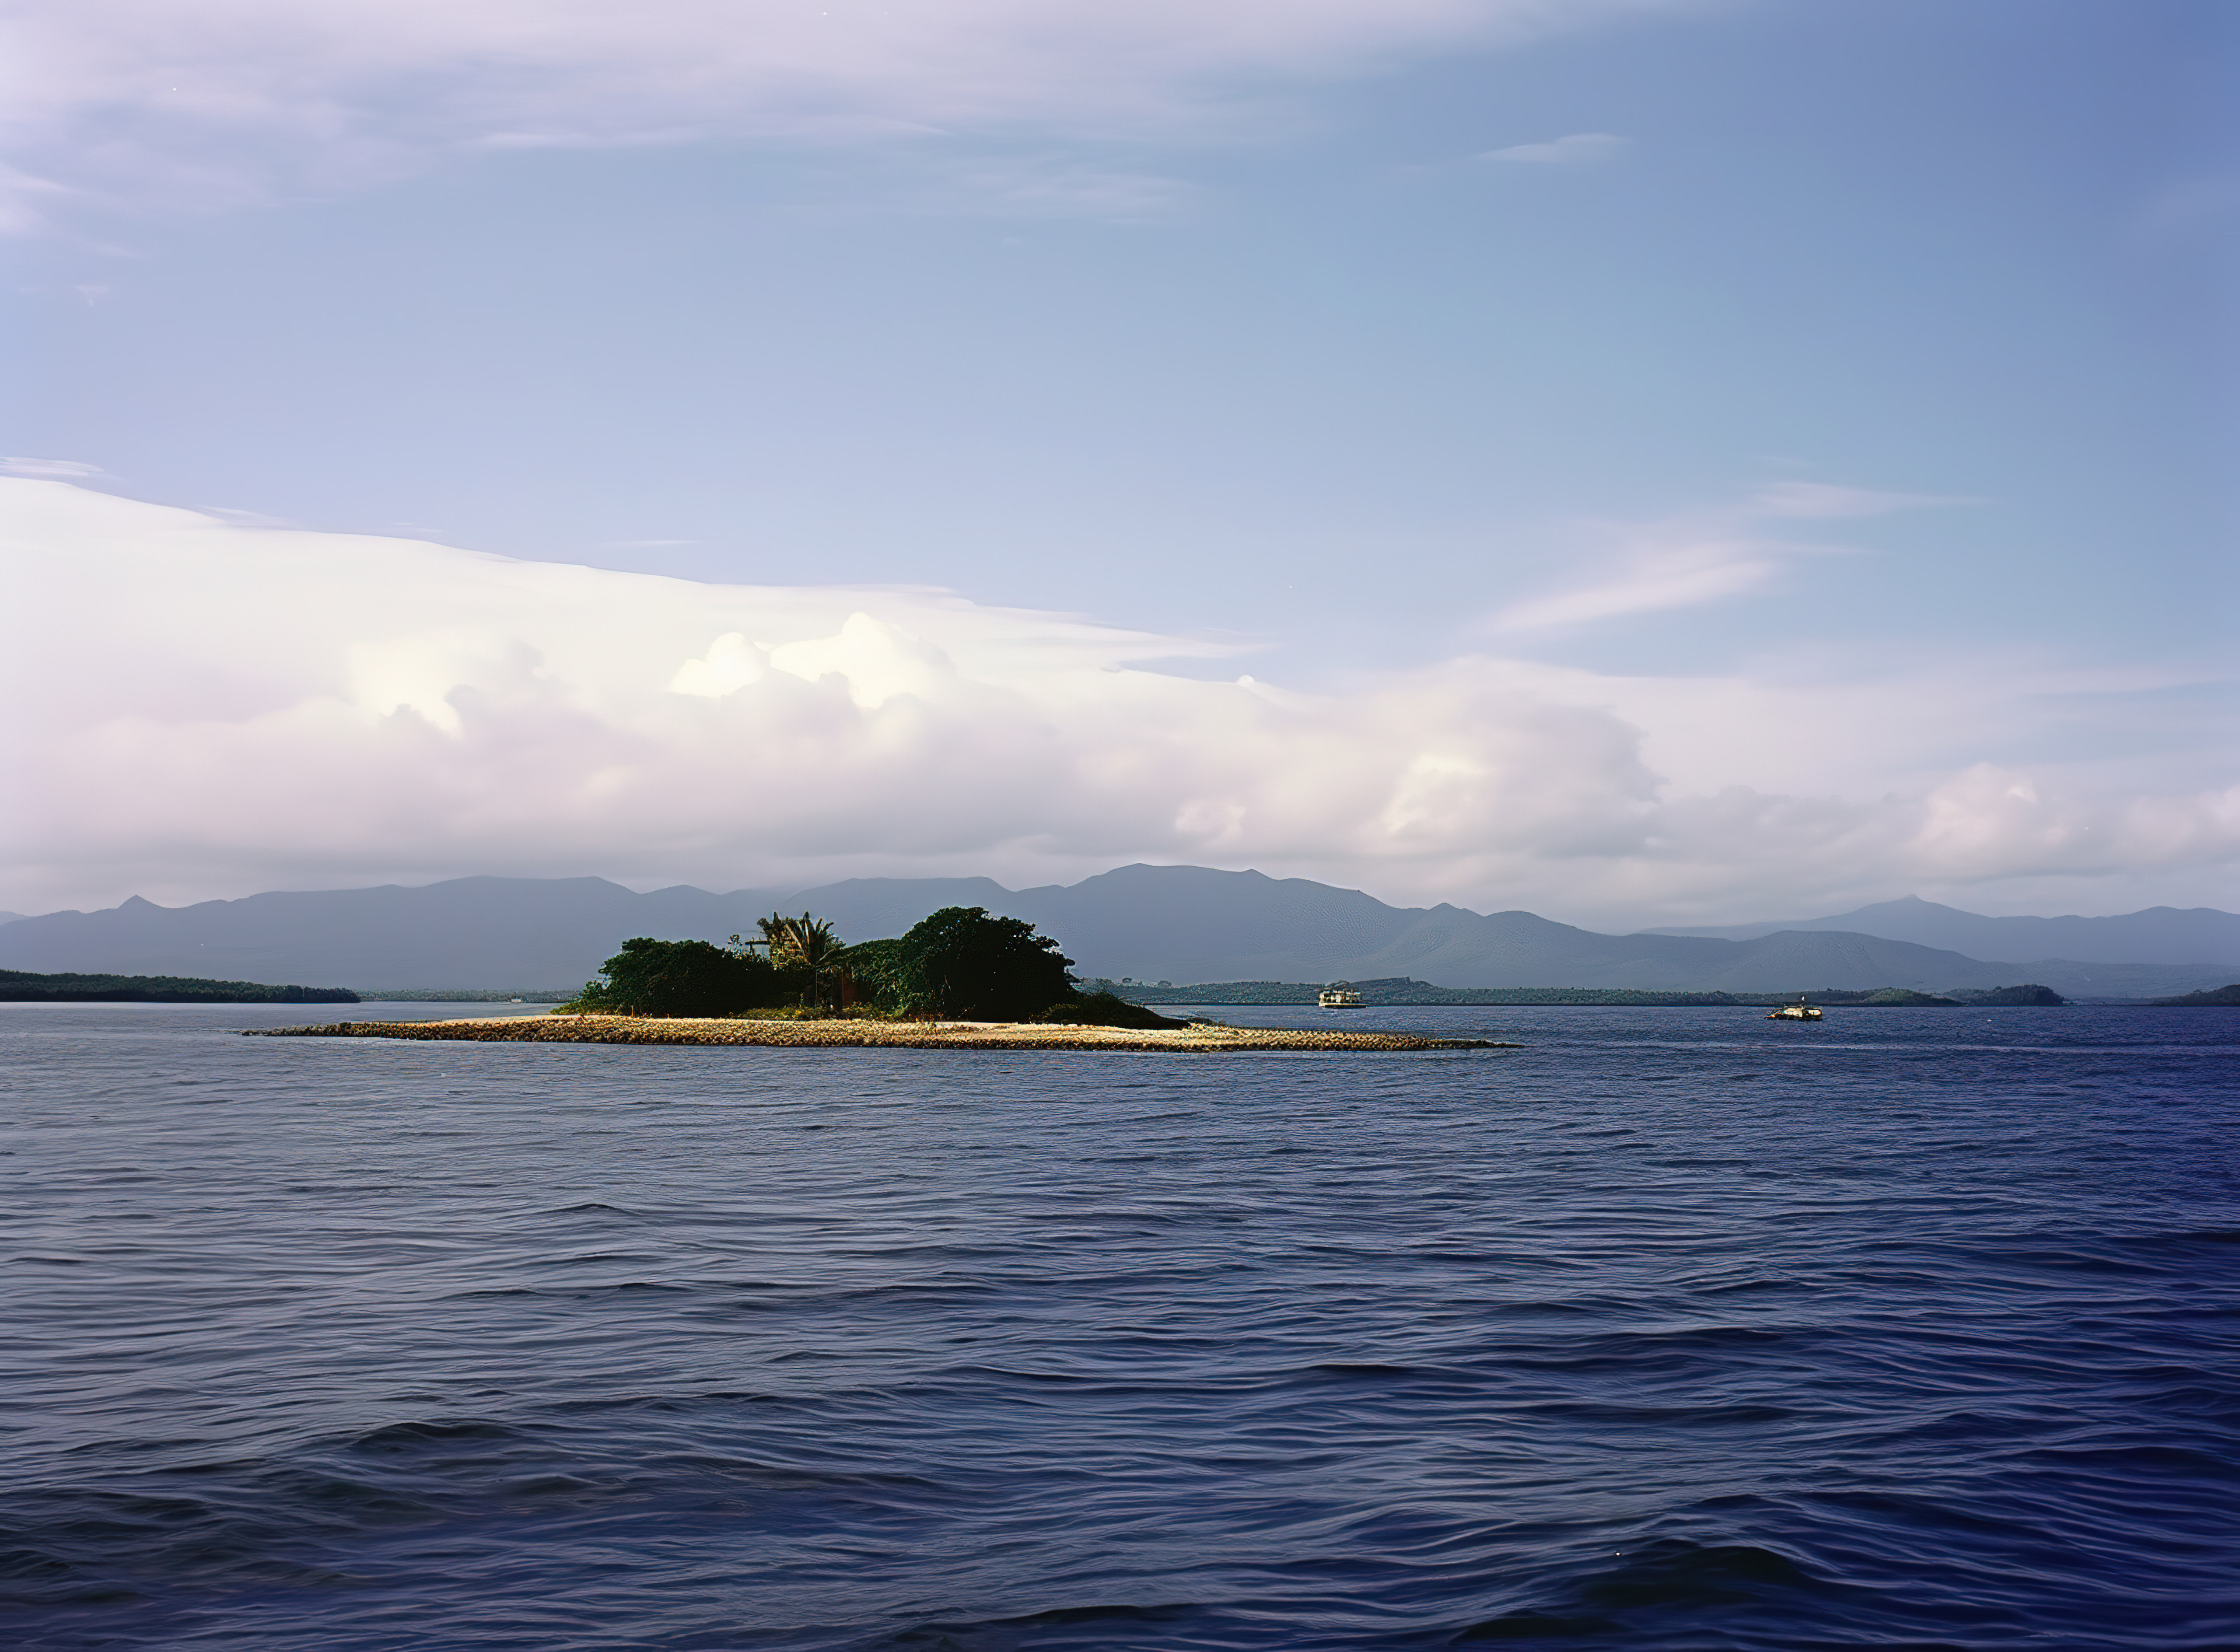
[2,1002,2236,1648]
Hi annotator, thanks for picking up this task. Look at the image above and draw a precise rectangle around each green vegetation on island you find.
[876,905,1074,1020]
[1950,984,2068,1006]
[567,935,779,1018]
[2151,984,2240,1006]
[562,906,1184,1029]
[0,969,358,1004]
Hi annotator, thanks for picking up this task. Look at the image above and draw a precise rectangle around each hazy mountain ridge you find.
[1646,894,2240,965]
[0,867,2230,997]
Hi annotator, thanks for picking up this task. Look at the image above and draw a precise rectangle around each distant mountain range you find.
[1647,895,2240,967]
[1,866,2232,998]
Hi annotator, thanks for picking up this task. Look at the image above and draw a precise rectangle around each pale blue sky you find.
[2,0,2234,920]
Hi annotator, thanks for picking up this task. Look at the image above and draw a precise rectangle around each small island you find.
[252,1014,1508,1053]
[2152,984,2240,1007]
[247,907,1511,1052]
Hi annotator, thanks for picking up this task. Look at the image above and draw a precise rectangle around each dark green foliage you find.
[1031,990,1189,1029]
[0,969,356,1003]
[1855,988,1961,1006]
[842,937,911,1010]
[757,913,847,1008]
[892,906,1076,1019]
[1957,984,2068,1006]
[570,937,777,1017]
[2153,983,2240,1006]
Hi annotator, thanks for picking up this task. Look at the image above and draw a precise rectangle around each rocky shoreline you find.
[245,1014,1512,1053]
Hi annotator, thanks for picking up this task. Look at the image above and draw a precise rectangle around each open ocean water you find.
[3,1001,2236,1651]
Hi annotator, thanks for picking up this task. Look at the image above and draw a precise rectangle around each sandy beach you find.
[250,1014,1512,1053]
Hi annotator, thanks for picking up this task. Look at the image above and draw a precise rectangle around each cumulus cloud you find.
[0,0,1673,229]
[2,481,2233,921]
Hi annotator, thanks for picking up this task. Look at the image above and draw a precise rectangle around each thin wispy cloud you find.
[0,0,1676,231]
[1486,485,1964,636]
[1746,481,1974,519]
[1,457,108,479]
[861,151,1207,221]
[1489,535,1786,633]
[1476,131,1627,165]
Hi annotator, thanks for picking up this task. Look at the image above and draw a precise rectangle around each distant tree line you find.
[564,906,1175,1026]
[0,970,358,1004]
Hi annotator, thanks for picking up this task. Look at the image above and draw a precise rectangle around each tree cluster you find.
[878,905,1076,1020]
[567,936,778,1018]
[567,904,1127,1022]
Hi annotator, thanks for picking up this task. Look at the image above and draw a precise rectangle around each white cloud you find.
[1,457,108,479]
[2,479,2233,923]
[1488,531,1785,632]
[1476,131,1625,164]
[0,161,77,234]
[926,156,1203,220]
[0,0,1675,229]
[1746,480,1972,519]
[1485,484,1966,635]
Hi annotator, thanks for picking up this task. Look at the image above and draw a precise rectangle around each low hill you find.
[2152,984,2240,1006]
[1951,984,2067,1006]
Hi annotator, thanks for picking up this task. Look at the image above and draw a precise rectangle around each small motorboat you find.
[1767,997,1823,1021]
[1318,984,1365,1008]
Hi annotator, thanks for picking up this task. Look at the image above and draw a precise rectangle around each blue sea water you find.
[3,1001,2236,1650]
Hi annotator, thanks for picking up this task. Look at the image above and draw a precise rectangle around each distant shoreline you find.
[0,967,357,1004]
[1092,979,2069,1008]
[245,1014,1512,1053]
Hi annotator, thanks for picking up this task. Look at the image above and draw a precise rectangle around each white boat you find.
[1766,997,1823,1021]
[1318,985,1365,1009]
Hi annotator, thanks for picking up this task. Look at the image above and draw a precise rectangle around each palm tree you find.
[760,912,844,1010]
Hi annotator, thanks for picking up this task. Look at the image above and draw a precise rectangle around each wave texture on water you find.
[3,1002,2236,1649]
